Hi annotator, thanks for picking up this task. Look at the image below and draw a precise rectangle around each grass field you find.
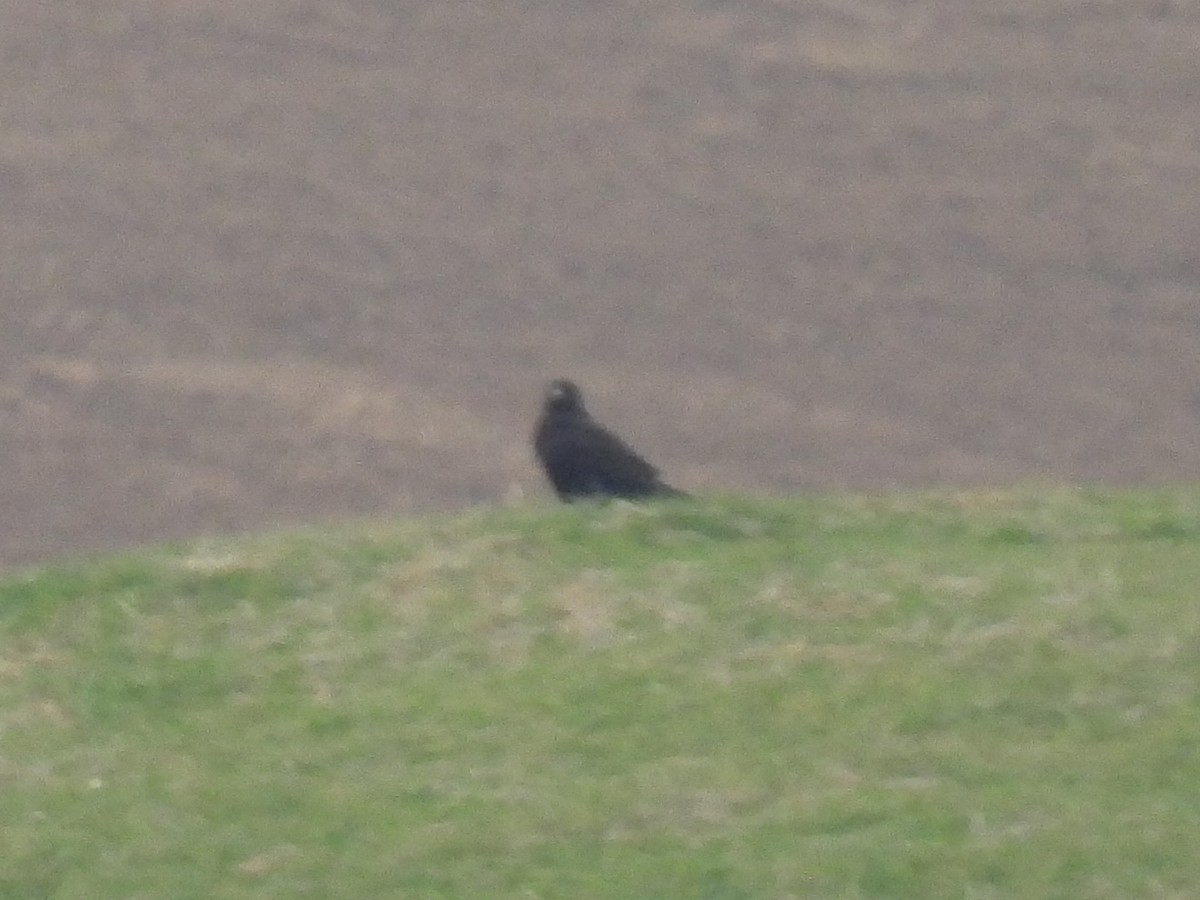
[3,488,1199,898]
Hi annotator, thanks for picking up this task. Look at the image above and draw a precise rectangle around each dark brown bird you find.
[533,378,686,502]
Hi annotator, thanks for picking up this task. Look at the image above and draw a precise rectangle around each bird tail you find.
[655,481,689,499]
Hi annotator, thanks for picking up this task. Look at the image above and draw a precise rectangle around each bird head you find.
[544,378,584,414]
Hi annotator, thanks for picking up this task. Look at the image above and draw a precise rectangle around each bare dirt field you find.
[2,0,1198,566]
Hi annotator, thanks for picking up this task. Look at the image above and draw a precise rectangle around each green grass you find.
[3,487,1200,898]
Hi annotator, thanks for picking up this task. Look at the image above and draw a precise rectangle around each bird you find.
[533,378,686,502]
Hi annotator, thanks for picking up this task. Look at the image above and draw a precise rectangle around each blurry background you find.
[1,0,1198,566]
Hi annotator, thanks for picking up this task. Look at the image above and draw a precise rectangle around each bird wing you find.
[535,408,674,498]
[559,419,664,496]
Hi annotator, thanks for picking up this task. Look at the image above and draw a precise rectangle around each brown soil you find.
[2,0,1199,566]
